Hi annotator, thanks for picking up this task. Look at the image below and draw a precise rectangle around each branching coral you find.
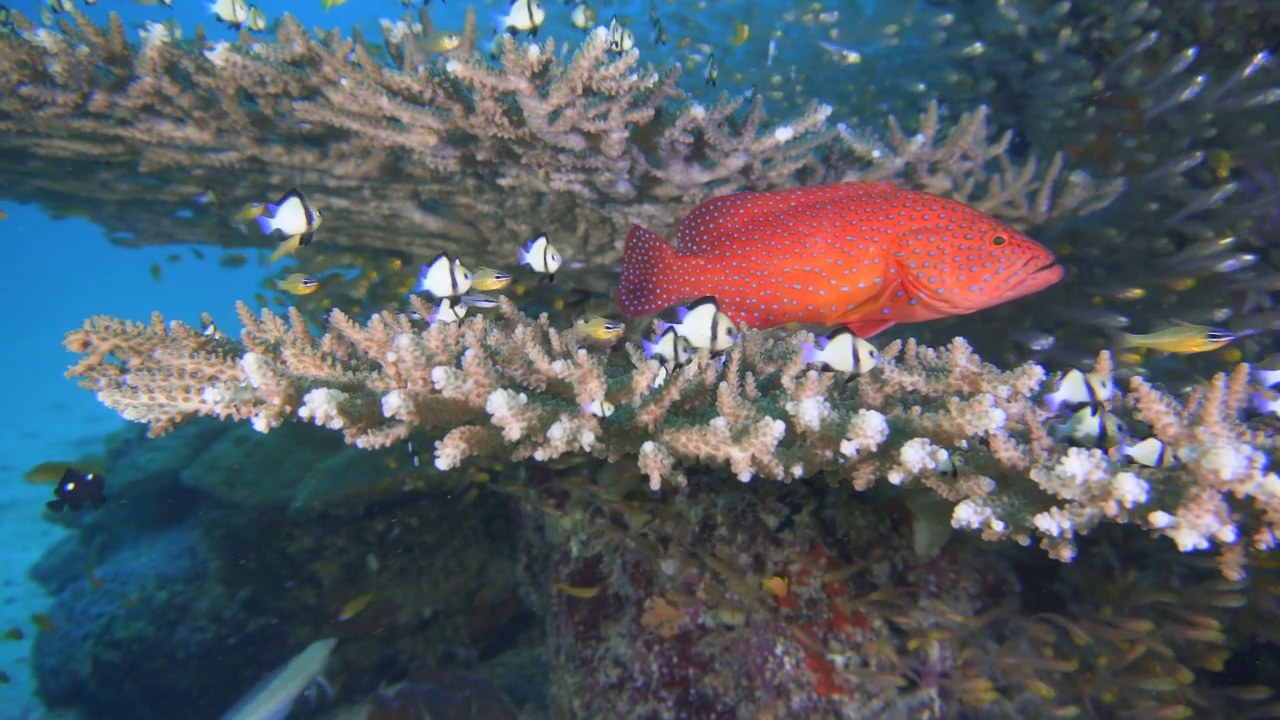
[0,7,1120,265]
[64,299,1280,577]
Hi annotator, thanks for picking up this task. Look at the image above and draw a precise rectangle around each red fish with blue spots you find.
[617,182,1063,337]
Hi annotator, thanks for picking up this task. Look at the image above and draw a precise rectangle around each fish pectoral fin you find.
[843,319,896,338]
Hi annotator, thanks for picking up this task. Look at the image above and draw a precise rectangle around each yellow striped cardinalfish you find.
[276,273,319,295]
[618,182,1062,339]
[1116,323,1235,354]
[575,316,625,341]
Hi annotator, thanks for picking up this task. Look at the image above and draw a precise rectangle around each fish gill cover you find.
[7,0,1280,718]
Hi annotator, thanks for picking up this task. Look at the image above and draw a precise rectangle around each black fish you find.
[46,468,106,512]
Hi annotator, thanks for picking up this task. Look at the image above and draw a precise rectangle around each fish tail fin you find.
[800,341,820,365]
[618,225,684,317]
[255,213,275,236]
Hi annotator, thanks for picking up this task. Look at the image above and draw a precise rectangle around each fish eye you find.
[991,235,1007,246]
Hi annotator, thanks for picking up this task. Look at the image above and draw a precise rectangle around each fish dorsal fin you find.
[673,185,887,254]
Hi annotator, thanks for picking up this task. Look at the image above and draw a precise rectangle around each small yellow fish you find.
[233,202,266,225]
[30,614,56,634]
[552,582,601,599]
[321,0,348,9]
[0,209,7,220]
[471,267,511,292]
[1117,324,1235,354]
[425,30,461,53]
[574,316,625,341]
[48,0,75,13]
[761,576,789,598]
[269,234,304,263]
[195,188,219,207]
[276,273,319,295]
[730,21,749,47]
[338,592,375,621]
[219,252,248,269]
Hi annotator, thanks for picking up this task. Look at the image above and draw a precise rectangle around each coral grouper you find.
[618,181,1063,337]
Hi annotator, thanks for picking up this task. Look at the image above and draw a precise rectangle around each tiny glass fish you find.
[418,253,474,299]
[519,233,562,281]
[575,316,625,341]
[276,273,319,295]
[47,468,107,512]
[471,266,511,292]
[1118,324,1235,354]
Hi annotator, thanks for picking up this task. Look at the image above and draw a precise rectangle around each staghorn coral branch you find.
[65,299,1280,578]
[0,9,1120,264]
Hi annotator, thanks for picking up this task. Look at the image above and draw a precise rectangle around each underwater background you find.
[2,0,1280,719]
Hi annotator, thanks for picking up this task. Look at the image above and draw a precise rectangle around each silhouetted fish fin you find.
[618,225,680,316]
[844,319,896,338]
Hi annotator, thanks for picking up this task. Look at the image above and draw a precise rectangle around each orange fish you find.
[617,182,1063,337]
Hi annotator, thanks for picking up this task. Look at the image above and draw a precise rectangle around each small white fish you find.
[499,0,544,36]
[655,296,736,353]
[256,188,322,239]
[459,291,499,309]
[1043,368,1114,413]
[606,15,634,53]
[1255,368,1280,388]
[218,638,337,720]
[417,253,474,299]
[430,297,468,324]
[1122,437,1178,468]
[519,233,562,281]
[643,326,693,366]
[582,399,615,417]
[704,53,718,87]
[207,0,249,28]
[570,2,595,31]
[801,328,878,380]
[1050,405,1126,449]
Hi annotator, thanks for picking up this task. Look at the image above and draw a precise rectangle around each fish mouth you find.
[999,258,1064,300]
